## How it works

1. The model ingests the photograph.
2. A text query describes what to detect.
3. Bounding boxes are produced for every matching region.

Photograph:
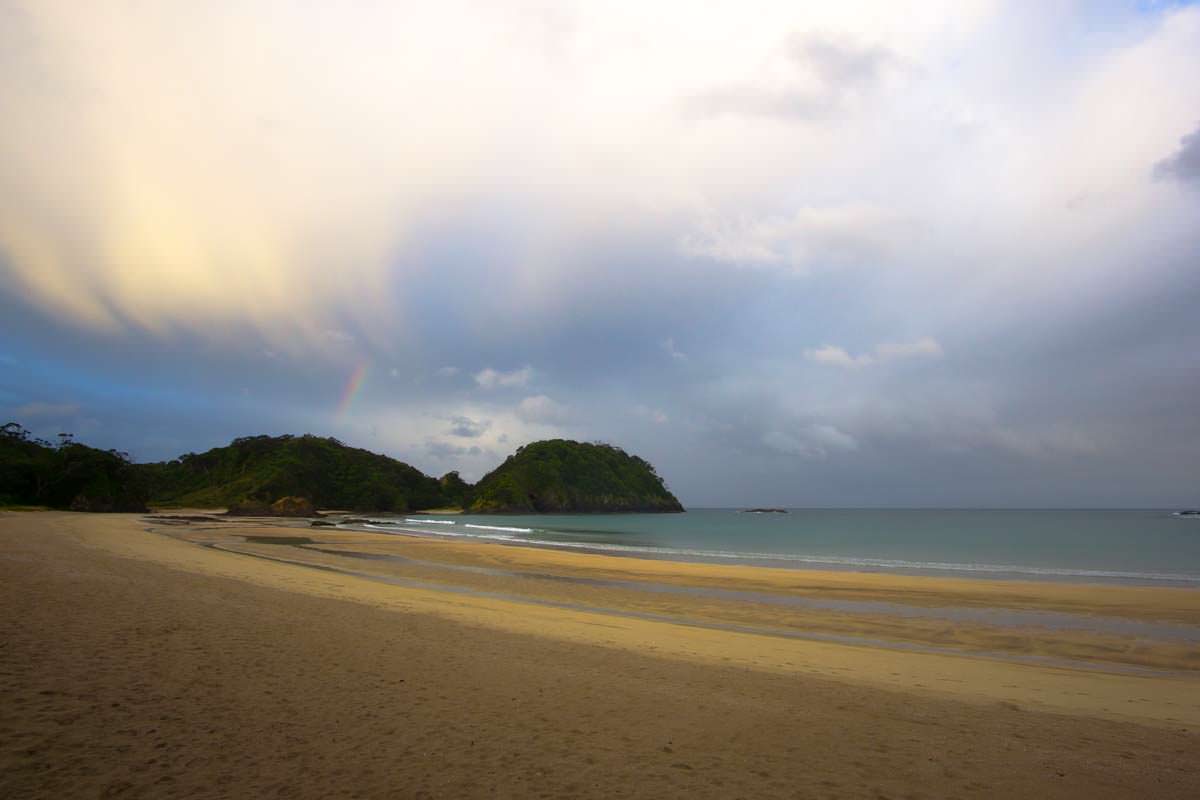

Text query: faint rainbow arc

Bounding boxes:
[336,361,369,417]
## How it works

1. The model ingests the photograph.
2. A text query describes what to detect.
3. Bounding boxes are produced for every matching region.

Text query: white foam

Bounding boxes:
[464,523,534,534]
[349,521,1200,584]
[362,523,520,543]
[405,518,455,525]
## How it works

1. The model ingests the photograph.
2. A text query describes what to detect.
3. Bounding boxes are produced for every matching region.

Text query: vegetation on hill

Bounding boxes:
[2,425,682,515]
[437,471,471,508]
[0,424,148,512]
[467,439,684,513]
[138,434,447,512]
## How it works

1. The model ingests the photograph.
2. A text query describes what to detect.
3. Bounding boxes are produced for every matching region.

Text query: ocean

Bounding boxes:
[349,508,1200,586]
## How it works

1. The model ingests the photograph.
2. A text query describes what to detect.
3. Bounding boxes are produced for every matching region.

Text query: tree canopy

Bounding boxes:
[2,427,682,514]
[468,439,683,513]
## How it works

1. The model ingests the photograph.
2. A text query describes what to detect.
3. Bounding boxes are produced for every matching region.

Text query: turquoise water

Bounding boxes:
[350,509,1200,586]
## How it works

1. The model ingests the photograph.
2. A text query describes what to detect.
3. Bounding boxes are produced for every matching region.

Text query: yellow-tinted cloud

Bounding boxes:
[2,0,1196,358]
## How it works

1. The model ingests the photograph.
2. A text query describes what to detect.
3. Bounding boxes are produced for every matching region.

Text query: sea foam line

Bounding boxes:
[352,521,1200,584]
[465,534,1200,585]
[464,523,534,534]
[363,524,518,543]
[466,536,1200,583]
[405,518,455,525]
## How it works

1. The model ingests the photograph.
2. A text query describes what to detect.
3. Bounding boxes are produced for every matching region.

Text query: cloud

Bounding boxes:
[874,338,944,360]
[633,405,669,424]
[686,33,898,122]
[425,440,483,460]
[790,34,898,88]
[0,2,552,344]
[1154,123,1200,184]
[474,366,533,390]
[12,401,80,418]
[515,394,568,424]
[805,337,943,368]
[446,415,490,438]
[762,424,858,458]
[680,206,898,272]
[661,338,687,361]
[0,1,998,346]
[804,345,869,368]
[435,366,460,378]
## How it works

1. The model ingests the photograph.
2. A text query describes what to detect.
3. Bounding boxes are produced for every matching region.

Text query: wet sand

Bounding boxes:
[2,511,1198,798]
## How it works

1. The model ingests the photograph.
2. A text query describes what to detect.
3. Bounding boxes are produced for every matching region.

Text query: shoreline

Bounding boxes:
[3,510,1199,797]
[313,519,1200,622]
[339,512,1200,588]
[142,512,1200,687]
[142,506,1200,587]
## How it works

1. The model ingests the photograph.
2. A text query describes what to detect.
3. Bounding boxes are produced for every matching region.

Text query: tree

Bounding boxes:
[2,422,29,441]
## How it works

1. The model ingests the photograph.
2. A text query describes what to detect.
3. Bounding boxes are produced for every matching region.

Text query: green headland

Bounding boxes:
[0,424,682,515]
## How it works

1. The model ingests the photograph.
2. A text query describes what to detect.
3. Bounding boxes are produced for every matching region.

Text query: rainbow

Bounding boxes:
[336,361,369,417]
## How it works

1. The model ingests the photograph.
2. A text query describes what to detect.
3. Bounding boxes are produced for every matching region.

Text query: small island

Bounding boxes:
[741,508,789,514]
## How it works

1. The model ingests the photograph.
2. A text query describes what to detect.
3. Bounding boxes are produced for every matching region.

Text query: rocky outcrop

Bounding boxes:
[226,496,318,517]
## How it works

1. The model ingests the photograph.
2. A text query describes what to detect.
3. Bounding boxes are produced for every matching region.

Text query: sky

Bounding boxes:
[2,0,1199,507]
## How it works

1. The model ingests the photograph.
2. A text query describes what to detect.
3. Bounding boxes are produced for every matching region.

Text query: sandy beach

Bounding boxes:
[2,511,1198,798]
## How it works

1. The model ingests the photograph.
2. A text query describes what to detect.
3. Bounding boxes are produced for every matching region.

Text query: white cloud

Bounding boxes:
[805,337,943,368]
[680,205,900,273]
[435,366,460,378]
[661,338,687,361]
[0,1,1195,355]
[474,365,533,389]
[804,345,870,368]
[515,394,568,424]
[686,33,901,122]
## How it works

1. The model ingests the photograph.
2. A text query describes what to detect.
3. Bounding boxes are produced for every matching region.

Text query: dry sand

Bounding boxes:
[2,511,1198,798]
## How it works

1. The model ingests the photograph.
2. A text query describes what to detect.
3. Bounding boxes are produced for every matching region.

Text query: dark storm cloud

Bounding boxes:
[447,416,490,438]
[1155,123,1200,183]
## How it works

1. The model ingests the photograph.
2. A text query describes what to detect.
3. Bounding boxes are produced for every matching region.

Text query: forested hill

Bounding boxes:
[0,424,148,512]
[2,426,682,514]
[468,439,684,513]
[138,434,449,512]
